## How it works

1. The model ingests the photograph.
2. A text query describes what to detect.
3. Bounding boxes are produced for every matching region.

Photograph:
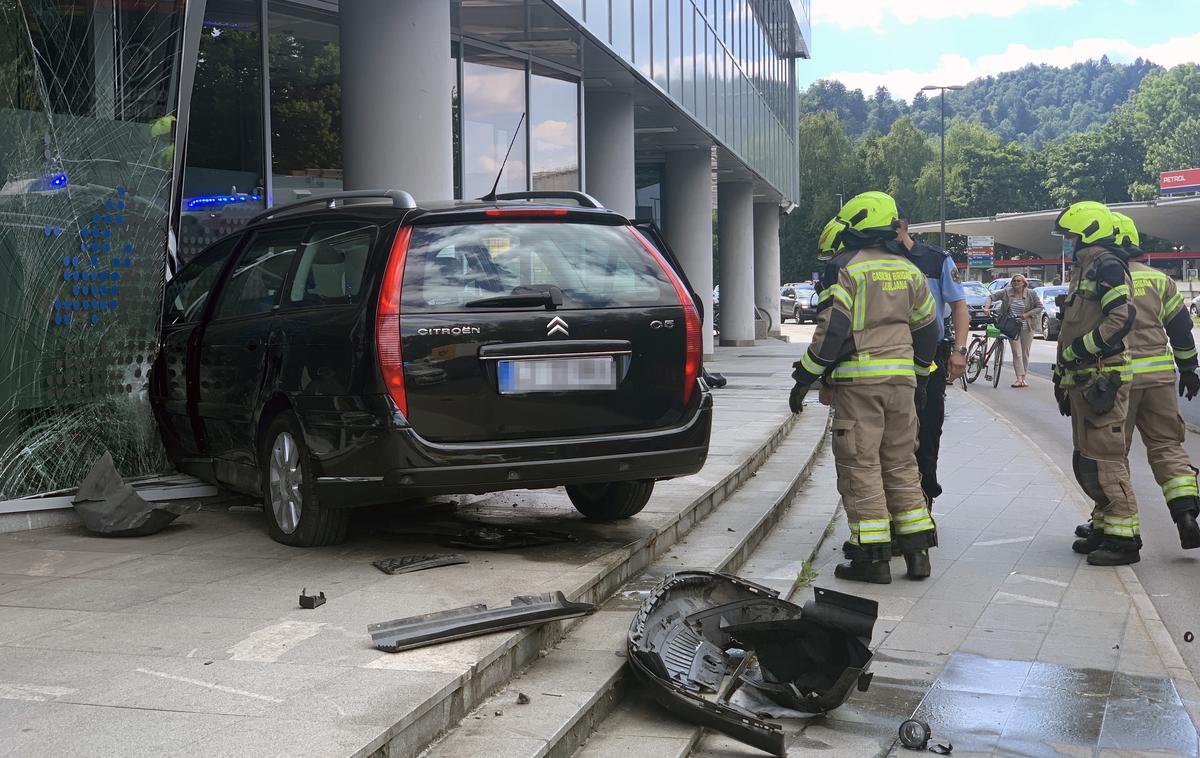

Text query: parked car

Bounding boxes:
[962,280,991,329]
[1034,285,1069,340]
[150,190,713,546]
[783,283,819,323]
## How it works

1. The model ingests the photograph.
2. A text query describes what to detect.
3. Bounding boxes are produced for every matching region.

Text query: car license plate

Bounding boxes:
[497,357,617,394]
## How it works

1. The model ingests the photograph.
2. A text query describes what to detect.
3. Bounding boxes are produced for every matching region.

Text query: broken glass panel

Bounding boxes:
[0,0,185,499]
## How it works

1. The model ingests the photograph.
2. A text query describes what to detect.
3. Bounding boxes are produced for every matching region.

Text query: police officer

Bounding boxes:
[790,192,941,583]
[896,208,969,506]
[1074,212,1200,550]
[1052,201,1140,566]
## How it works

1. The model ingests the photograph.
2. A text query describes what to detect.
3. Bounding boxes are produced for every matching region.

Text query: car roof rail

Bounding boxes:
[491,191,605,209]
[246,189,418,226]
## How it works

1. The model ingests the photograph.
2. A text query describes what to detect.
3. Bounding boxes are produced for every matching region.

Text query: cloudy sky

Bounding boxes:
[802,0,1200,100]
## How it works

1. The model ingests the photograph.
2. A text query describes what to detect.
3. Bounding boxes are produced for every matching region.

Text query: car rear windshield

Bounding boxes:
[401,221,678,312]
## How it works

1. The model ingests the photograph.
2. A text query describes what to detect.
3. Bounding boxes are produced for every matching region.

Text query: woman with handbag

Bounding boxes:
[983,274,1043,387]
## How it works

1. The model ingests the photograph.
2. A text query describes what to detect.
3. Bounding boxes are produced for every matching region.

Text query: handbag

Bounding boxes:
[996,307,1022,340]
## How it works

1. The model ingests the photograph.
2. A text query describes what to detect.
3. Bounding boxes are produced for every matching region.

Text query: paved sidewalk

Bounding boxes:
[698,386,1200,758]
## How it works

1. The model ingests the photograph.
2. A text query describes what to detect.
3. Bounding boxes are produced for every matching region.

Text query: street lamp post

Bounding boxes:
[921,84,964,250]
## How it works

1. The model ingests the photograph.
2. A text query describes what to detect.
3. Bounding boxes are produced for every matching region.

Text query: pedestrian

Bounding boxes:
[1052,201,1140,566]
[1075,211,1200,550]
[983,274,1043,387]
[895,209,969,507]
[789,192,940,583]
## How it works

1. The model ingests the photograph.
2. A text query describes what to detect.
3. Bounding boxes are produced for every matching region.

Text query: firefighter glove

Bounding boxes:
[789,381,810,414]
[1180,370,1200,401]
[915,376,929,411]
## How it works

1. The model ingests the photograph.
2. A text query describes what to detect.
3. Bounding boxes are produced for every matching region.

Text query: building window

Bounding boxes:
[462,52,527,198]
[652,0,668,90]
[611,0,632,58]
[530,69,580,191]
[585,0,609,42]
[634,2,651,77]
[268,1,342,208]
[180,0,266,262]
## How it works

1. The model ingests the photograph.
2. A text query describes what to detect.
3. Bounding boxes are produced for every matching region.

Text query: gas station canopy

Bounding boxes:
[908,195,1200,255]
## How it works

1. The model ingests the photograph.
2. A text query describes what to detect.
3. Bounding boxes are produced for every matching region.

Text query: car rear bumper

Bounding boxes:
[308,393,713,507]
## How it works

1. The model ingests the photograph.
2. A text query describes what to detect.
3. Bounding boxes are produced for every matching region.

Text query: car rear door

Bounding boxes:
[395,217,697,443]
[197,225,304,490]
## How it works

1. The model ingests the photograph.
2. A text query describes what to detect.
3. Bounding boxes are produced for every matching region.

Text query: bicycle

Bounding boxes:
[965,315,1009,388]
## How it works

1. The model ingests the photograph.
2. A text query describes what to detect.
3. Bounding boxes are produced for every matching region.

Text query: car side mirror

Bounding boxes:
[1054,294,1067,309]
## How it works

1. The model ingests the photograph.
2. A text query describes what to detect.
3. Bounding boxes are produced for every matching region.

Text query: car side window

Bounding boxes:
[287,223,376,307]
[163,236,238,326]
[215,227,304,319]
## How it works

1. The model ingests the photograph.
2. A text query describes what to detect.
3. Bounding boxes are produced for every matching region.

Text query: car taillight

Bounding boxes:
[376,226,413,417]
[628,228,702,406]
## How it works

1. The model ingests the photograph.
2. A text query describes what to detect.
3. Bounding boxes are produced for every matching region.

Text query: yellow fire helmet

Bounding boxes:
[1111,210,1141,254]
[836,191,900,234]
[817,217,846,259]
[1053,201,1117,246]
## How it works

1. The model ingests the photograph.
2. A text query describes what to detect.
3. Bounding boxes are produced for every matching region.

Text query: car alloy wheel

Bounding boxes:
[793,306,801,323]
[269,431,303,534]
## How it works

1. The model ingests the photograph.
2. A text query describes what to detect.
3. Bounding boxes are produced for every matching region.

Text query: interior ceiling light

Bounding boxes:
[634,126,678,134]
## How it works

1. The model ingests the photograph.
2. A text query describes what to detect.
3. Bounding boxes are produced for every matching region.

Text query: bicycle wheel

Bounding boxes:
[991,339,1005,388]
[965,338,987,384]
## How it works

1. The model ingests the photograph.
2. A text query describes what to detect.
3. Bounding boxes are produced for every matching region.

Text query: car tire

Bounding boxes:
[261,411,349,547]
[566,480,654,520]
[793,306,801,324]
[1040,314,1048,338]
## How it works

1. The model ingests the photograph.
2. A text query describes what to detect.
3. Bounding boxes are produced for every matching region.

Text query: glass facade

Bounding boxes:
[0,0,185,498]
[565,0,804,201]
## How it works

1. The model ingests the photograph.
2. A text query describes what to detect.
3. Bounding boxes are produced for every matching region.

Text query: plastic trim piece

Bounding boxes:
[369,591,595,652]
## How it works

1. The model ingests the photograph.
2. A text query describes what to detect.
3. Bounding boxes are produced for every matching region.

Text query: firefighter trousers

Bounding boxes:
[1069,382,1140,539]
[831,383,937,560]
[1125,382,1199,518]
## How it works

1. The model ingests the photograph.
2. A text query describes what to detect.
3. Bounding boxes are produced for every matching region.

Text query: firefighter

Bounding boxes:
[1074,211,1200,549]
[1052,201,1140,566]
[789,192,940,583]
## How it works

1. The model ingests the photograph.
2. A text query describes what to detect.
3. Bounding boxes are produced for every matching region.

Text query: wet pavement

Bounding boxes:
[692,369,1200,758]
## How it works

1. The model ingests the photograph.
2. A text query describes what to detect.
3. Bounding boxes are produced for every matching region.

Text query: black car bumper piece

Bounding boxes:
[627,571,878,757]
[309,394,713,505]
[369,591,595,652]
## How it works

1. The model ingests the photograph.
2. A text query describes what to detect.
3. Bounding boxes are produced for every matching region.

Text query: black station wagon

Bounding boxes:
[150,190,712,546]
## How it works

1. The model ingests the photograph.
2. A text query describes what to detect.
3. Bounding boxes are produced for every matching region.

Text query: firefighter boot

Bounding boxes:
[1072,529,1105,554]
[1168,497,1200,550]
[1086,537,1141,566]
[834,560,892,584]
[1074,521,1095,539]
[903,550,931,580]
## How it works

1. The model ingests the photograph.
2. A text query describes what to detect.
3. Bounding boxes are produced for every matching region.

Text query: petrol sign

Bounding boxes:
[1160,168,1200,194]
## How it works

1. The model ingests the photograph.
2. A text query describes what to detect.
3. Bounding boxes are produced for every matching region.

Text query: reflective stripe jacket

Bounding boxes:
[794,245,939,386]
[1056,244,1135,386]
[1126,261,1198,386]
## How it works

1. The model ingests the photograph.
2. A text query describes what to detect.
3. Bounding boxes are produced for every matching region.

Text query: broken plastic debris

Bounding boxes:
[387,519,575,550]
[373,553,468,575]
[627,571,878,757]
[1185,631,1194,643]
[299,589,326,609]
[72,452,198,536]
[369,591,595,652]
[516,692,530,705]
[929,743,953,755]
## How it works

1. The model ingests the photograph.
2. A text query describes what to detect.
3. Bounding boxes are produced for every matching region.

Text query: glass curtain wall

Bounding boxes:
[178,0,266,261]
[530,68,580,191]
[462,51,527,198]
[268,2,342,208]
[0,0,185,499]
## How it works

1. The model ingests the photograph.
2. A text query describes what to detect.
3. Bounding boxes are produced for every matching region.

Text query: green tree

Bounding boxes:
[861,116,932,215]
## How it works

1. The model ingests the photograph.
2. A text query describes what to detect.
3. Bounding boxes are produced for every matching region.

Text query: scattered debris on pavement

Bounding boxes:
[1185,631,1194,643]
[627,570,878,758]
[702,369,728,388]
[299,589,326,609]
[369,591,596,652]
[72,452,199,536]
[373,553,469,575]
[899,718,932,749]
[516,692,530,705]
[929,743,953,755]
[387,519,576,550]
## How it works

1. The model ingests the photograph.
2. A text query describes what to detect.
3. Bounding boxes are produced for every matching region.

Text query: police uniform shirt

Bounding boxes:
[907,241,965,341]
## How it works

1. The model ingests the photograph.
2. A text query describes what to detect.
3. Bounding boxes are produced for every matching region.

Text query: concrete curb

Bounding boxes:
[419,408,837,758]
[960,379,1200,733]
[355,410,808,758]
